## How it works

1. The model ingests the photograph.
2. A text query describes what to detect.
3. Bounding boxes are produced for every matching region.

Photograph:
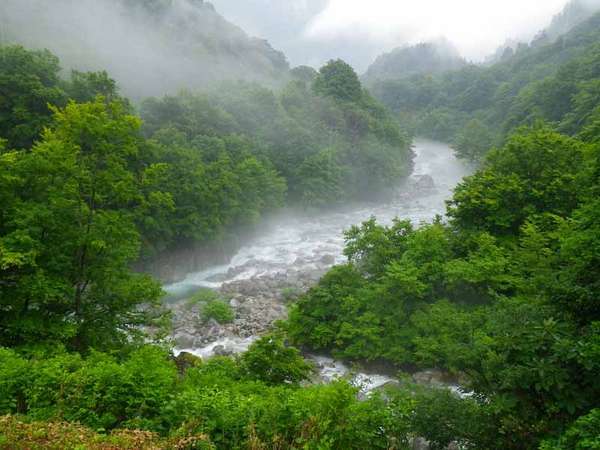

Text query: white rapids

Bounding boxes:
[168,139,472,391]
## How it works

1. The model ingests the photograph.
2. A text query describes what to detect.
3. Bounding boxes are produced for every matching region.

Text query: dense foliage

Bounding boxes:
[288,124,600,448]
[0,340,440,449]
[140,59,412,209]
[0,98,167,352]
[0,415,213,450]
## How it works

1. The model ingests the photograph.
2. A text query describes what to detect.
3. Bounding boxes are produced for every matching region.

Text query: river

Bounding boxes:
[166,139,471,392]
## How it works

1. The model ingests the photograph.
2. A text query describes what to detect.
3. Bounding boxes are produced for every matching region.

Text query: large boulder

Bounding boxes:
[412,174,435,192]
[213,345,234,357]
[174,351,202,374]
[319,254,336,265]
[173,331,195,349]
[412,369,449,386]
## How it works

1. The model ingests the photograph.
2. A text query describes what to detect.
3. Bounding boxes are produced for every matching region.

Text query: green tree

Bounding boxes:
[313,59,363,103]
[64,70,123,104]
[290,65,318,84]
[553,200,600,323]
[296,148,344,207]
[0,99,166,351]
[0,45,66,149]
[343,218,414,277]
[448,126,586,235]
[453,118,495,162]
[240,335,313,385]
[541,409,600,450]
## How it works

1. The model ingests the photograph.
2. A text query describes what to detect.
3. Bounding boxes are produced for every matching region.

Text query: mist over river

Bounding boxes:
[166,139,472,392]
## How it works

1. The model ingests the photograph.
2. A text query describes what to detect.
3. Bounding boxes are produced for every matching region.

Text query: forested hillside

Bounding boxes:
[363,40,466,84]
[0,0,290,98]
[141,74,411,209]
[370,5,600,161]
[543,0,600,43]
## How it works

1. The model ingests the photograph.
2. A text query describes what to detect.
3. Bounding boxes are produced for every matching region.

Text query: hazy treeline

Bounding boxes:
[543,0,600,42]
[141,68,412,209]
[363,39,466,84]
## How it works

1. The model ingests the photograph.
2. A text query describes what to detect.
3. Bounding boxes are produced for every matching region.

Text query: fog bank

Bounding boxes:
[0,0,289,99]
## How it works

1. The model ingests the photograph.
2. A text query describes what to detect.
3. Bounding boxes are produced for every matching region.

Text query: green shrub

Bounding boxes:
[0,415,214,449]
[410,387,494,450]
[202,300,234,324]
[280,287,301,303]
[186,288,220,309]
[240,335,313,385]
[0,348,29,414]
[5,347,177,432]
[185,289,235,324]
[541,409,600,450]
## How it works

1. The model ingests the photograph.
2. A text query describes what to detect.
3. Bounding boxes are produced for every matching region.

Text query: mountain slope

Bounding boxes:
[0,0,290,99]
[485,0,600,65]
[363,40,466,84]
[370,9,600,160]
[541,0,600,43]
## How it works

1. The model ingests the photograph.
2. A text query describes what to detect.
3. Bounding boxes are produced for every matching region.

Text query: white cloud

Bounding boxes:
[305,0,569,61]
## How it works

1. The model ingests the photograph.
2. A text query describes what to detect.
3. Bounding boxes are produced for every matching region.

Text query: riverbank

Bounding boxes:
[164,139,471,395]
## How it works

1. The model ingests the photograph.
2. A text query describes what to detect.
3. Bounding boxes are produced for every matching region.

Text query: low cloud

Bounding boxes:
[304,0,569,67]
[214,0,572,71]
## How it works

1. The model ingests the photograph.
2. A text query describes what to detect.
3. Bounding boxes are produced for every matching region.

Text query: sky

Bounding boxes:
[211,0,571,71]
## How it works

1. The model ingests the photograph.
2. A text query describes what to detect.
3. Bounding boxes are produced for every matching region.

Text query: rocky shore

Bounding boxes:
[168,172,441,352]
[170,263,330,351]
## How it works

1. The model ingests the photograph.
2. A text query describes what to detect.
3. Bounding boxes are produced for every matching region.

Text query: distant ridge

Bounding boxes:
[487,0,600,64]
[363,39,466,84]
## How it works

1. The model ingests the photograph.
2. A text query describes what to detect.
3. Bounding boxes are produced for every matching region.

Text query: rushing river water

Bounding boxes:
[167,139,471,392]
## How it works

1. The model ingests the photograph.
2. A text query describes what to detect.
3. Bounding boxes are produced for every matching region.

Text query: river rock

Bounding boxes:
[320,254,336,265]
[173,352,202,373]
[207,318,221,329]
[173,332,195,348]
[409,437,460,450]
[411,437,430,450]
[213,345,234,356]
[412,369,448,386]
[413,174,435,192]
